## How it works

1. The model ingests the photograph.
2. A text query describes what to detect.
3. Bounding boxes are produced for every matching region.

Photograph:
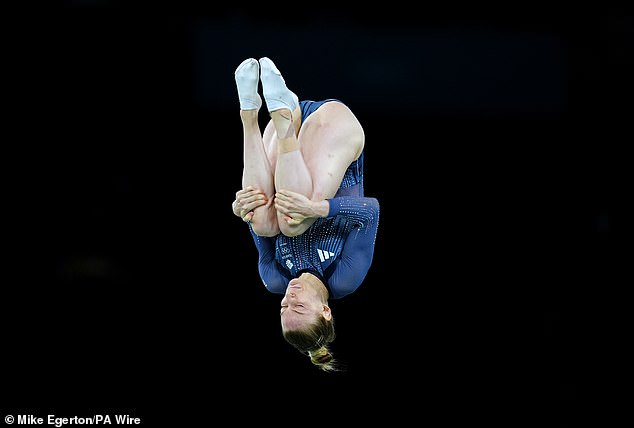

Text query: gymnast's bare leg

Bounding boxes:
[236,57,365,237]
[235,58,279,237]
[259,57,365,237]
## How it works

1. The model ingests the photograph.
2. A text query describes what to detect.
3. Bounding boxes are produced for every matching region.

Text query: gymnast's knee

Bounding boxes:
[278,221,309,238]
[250,218,280,237]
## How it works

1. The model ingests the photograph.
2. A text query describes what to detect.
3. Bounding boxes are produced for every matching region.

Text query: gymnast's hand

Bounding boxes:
[274,189,329,226]
[233,186,269,222]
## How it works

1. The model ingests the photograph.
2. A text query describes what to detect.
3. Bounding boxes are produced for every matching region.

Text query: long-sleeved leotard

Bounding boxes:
[249,195,379,299]
[246,98,379,299]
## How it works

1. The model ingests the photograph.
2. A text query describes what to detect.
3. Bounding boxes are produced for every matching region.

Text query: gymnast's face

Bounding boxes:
[280,277,331,331]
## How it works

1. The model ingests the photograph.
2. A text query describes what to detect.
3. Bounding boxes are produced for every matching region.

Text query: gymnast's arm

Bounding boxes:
[247,224,290,295]
[324,196,380,298]
[275,190,379,297]
[233,187,289,293]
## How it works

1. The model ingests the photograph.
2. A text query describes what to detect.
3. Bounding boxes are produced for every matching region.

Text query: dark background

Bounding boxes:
[4,1,630,426]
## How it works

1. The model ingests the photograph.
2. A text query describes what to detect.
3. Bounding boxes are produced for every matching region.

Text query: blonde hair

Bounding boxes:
[308,346,339,372]
[282,315,342,372]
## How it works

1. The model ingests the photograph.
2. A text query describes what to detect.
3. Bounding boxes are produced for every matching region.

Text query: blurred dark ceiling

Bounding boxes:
[52,3,633,120]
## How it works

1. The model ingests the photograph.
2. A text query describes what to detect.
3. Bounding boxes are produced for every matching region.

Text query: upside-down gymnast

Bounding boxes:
[231,57,380,371]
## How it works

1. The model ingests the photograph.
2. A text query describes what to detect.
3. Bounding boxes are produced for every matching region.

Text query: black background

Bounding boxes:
[3,2,630,426]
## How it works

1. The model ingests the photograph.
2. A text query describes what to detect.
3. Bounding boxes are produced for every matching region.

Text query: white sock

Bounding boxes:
[234,58,262,111]
[259,57,299,113]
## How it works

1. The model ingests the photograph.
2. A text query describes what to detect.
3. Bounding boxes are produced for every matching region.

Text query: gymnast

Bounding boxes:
[231,57,380,371]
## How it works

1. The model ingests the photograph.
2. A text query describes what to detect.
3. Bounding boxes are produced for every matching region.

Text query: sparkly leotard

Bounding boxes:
[248,99,380,299]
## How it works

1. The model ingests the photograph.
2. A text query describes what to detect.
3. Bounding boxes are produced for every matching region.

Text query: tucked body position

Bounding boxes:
[231,57,380,371]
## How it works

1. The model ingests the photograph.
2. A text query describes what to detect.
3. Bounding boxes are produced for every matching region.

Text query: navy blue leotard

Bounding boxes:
[249,99,380,299]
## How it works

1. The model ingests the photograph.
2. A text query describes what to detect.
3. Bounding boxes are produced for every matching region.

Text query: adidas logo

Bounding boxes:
[317,248,335,263]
